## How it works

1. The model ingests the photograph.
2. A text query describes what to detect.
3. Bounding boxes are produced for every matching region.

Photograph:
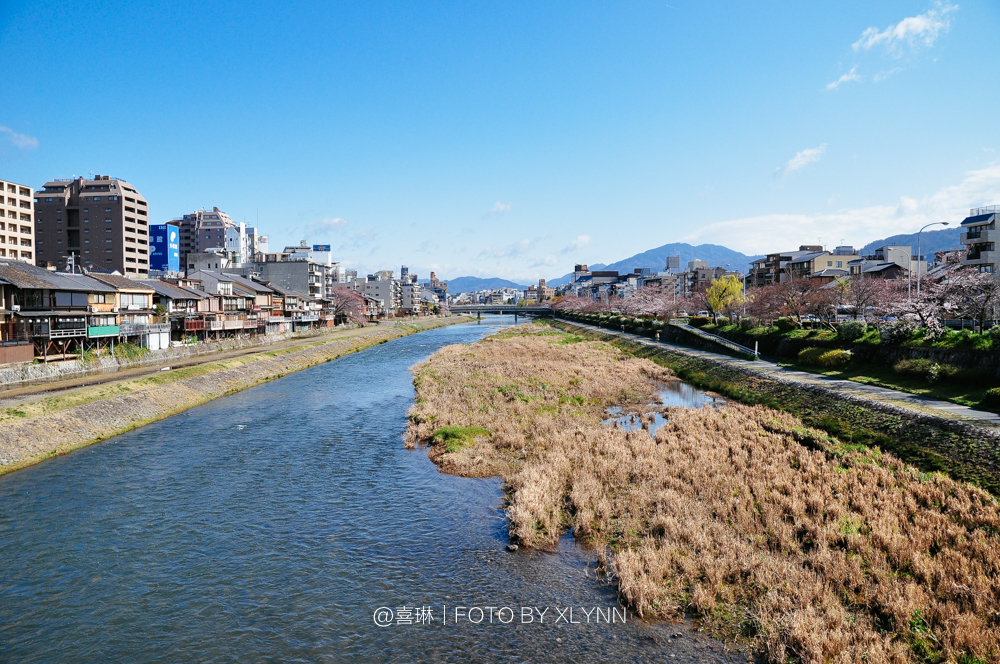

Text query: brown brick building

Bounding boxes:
[34,175,150,276]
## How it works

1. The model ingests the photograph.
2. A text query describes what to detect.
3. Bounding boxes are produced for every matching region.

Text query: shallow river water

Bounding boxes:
[0,318,745,663]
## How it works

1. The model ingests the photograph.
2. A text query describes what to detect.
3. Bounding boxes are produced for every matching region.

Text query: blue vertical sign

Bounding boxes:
[150,224,180,271]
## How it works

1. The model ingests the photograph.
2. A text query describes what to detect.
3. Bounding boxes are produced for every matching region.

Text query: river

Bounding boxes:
[0,318,743,663]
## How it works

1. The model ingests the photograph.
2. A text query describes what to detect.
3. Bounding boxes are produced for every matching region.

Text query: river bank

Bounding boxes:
[406,323,1000,663]
[0,316,469,477]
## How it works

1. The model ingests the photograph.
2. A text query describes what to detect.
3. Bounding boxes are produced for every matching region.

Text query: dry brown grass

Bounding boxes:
[406,324,1000,663]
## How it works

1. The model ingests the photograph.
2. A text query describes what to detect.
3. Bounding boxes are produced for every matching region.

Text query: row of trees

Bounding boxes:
[552,268,1000,330]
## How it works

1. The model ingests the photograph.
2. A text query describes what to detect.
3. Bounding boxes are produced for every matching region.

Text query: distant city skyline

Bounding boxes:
[1,1,998,281]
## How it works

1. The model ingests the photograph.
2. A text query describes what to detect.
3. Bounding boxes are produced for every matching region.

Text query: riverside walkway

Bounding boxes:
[558,319,1000,429]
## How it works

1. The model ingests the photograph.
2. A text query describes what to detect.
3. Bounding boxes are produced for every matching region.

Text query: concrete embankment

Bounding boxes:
[0,317,469,476]
[552,319,1000,495]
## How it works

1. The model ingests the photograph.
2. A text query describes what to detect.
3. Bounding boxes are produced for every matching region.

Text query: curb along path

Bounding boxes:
[0,318,469,477]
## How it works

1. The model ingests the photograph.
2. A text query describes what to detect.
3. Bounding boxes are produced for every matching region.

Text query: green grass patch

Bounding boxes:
[430,425,491,452]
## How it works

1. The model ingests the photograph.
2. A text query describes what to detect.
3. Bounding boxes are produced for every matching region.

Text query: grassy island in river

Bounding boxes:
[406,323,1000,664]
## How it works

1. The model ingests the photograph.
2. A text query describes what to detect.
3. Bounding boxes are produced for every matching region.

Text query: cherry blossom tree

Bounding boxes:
[329,286,367,325]
[941,268,1000,328]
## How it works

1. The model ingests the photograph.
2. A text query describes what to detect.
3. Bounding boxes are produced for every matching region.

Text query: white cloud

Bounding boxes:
[825,67,861,90]
[484,201,512,217]
[561,234,592,254]
[682,162,1000,255]
[0,125,38,150]
[305,216,348,234]
[777,144,827,177]
[852,3,957,56]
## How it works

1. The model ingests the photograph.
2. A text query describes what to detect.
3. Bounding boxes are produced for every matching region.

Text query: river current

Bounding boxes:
[0,318,743,663]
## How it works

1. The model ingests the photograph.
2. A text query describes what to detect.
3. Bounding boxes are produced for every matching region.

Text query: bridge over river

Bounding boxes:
[450,305,553,318]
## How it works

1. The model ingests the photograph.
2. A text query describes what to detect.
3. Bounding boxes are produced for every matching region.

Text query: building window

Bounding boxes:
[94,197,101,201]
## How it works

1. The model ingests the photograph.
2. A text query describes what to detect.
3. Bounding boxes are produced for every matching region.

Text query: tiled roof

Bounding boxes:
[219,272,275,294]
[137,279,206,299]
[87,272,154,291]
[0,260,116,292]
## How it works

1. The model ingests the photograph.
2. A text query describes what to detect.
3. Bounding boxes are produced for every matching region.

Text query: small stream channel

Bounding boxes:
[0,317,745,663]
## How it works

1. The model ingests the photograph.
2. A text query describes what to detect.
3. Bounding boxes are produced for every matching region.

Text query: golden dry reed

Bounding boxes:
[406,325,1000,663]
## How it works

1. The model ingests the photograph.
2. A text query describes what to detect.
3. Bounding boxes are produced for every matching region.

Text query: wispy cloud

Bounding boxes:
[335,229,379,253]
[560,234,592,254]
[852,3,957,56]
[483,201,512,218]
[776,144,827,177]
[479,238,531,259]
[872,67,904,82]
[825,67,861,90]
[305,216,348,234]
[531,255,559,268]
[683,162,1000,255]
[0,125,38,150]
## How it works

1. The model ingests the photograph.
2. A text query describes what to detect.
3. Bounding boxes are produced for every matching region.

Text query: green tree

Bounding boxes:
[706,274,745,323]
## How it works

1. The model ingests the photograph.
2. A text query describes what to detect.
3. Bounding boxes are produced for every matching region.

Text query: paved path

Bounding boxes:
[563,320,1000,429]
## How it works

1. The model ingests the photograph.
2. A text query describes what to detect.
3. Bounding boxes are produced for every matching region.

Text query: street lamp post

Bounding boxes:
[914,222,950,300]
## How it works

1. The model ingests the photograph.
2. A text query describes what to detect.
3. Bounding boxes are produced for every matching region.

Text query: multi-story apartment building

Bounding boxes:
[0,178,35,263]
[33,175,150,276]
[749,245,832,286]
[961,205,998,274]
[173,207,236,267]
[241,258,328,299]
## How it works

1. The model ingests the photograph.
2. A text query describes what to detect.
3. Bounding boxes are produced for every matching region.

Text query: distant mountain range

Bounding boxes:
[445,228,967,294]
[546,243,764,286]
[858,227,962,258]
[443,276,528,292]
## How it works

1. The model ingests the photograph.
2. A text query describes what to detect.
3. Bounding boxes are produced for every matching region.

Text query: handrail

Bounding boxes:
[669,321,758,357]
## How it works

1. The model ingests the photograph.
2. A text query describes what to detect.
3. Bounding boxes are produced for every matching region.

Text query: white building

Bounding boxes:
[0,177,34,263]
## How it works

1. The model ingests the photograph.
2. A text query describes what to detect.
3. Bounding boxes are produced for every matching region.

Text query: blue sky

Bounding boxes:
[1,0,998,282]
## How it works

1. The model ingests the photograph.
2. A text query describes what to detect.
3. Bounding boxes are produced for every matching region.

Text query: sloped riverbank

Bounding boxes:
[0,318,467,476]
